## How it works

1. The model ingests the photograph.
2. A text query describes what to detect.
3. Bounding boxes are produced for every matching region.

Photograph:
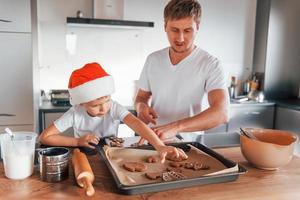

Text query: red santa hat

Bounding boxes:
[68,62,115,105]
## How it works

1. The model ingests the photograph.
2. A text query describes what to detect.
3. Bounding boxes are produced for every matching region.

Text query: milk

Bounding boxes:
[3,153,34,180]
[0,132,37,180]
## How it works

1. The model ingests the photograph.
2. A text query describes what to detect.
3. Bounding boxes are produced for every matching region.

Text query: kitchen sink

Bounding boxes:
[195,132,241,148]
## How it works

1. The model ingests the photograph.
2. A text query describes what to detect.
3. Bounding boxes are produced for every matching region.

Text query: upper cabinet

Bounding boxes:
[0,0,31,32]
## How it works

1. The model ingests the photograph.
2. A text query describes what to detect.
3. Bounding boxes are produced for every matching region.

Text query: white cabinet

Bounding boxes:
[0,0,31,32]
[0,33,33,128]
[0,0,33,131]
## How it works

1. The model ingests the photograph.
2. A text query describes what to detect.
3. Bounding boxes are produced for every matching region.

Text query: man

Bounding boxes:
[135,0,229,141]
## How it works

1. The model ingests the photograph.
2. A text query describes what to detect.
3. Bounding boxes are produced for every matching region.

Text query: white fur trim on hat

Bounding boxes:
[69,76,115,105]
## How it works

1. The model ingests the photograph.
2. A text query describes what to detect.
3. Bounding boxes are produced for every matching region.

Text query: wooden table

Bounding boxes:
[0,147,300,200]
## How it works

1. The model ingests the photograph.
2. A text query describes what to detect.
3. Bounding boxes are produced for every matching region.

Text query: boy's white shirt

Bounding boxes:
[54,100,130,138]
[137,47,227,128]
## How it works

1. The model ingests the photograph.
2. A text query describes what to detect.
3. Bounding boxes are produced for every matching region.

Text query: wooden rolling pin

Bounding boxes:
[72,148,95,196]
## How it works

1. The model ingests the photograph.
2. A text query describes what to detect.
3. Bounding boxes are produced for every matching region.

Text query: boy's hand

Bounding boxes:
[157,146,188,163]
[77,134,100,149]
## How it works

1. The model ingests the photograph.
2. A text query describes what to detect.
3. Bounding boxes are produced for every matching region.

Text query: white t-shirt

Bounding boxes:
[54,100,130,138]
[137,47,227,126]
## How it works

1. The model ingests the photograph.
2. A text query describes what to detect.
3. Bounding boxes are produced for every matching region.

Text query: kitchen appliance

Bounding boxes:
[253,0,300,99]
[50,90,70,106]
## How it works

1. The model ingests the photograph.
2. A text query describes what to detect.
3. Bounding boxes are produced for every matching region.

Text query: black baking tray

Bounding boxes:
[96,140,247,195]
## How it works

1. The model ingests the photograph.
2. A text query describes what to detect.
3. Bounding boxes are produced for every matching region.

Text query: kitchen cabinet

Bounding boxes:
[0,0,33,132]
[275,106,300,155]
[44,113,73,137]
[205,103,275,133]
[0,0,31,32]
[205,124,227,133]
[227,104,274,132]
[275,107,300,133]
[0,33,33,130]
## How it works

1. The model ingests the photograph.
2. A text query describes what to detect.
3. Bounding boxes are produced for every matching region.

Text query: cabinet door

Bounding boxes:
[275,107,300,133]
[275,107,300,156]
[45,113,74,137]
[0,33,33,125]
[0,125,33,132]
[228,106,274,132]
[205,124,227,133]
[0,0,31,32]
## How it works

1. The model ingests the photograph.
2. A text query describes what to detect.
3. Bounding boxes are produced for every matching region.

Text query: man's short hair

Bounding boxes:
[164,0,202,24]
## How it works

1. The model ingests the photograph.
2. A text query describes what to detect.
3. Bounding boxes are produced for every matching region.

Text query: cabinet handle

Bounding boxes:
[0,113,16,117]
[0,19,12,23]
[245,111,260,115]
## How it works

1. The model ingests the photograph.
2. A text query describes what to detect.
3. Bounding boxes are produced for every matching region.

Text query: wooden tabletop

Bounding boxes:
[0,147,300,200]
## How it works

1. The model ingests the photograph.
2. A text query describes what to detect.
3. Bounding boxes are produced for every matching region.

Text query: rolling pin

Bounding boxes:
[72,148,95,196]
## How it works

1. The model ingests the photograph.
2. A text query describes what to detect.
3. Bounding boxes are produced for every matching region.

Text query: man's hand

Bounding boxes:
[77,133,100,149]
[152,122,180,140]
[137,103,158,125]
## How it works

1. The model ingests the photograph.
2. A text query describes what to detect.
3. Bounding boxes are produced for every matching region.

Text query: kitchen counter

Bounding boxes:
[275,99,300,111]
[1,147,300,200]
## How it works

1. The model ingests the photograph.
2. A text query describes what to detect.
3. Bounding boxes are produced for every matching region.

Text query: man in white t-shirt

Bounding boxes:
[135,0,229,141]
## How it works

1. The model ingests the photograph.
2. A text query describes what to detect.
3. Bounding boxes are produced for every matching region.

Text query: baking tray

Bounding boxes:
[96,140,247,195]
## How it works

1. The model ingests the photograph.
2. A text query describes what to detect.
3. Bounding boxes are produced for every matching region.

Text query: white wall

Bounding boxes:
[37,0,257,106]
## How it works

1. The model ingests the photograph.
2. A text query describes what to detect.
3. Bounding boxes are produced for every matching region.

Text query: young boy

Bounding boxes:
[39,62,187,162]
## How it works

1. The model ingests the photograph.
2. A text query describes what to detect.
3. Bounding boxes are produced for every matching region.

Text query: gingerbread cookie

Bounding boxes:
[169,162,183,168]
[145,172,161,180]
[184,162,194,169]
[184,162,210,171]
[166,154,188,162]
[109,136,125,143]
[123,162,147,172]
[166,166,183,173]
[108,136,125,147]
[146,156,159,163]
[110,141,122,147]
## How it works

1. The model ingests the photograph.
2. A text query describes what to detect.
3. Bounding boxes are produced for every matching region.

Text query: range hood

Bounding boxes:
[66,17,154,29]
[67,0,154,29]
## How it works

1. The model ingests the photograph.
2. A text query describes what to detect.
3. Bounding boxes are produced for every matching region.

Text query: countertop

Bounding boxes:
[1,147,300,200]
[275,99,300,111]
[39,100,276,112]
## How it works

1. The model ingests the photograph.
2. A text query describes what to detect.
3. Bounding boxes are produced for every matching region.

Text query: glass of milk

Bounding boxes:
[0,132,37,180]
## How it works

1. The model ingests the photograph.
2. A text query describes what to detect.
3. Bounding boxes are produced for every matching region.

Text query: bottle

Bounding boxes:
[229,76,237,99]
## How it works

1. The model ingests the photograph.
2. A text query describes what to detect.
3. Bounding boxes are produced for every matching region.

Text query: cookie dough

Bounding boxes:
[145,172,162,180]
[169,162,183,168]
[166,154,188,162]
[146,156,159,163]
[109,136,124,147]
[184,162,210,171]
[166,166,183,173]
[123,162,147,172]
